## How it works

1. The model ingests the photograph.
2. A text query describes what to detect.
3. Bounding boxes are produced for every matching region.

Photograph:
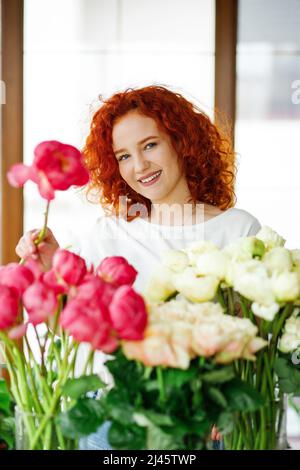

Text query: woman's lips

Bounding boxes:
[138,170,162,187]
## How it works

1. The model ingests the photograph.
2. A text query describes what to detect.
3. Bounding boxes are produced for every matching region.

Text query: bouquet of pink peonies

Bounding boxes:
[0,140,149,449]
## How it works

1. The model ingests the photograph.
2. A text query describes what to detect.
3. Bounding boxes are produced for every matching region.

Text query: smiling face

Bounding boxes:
[112,109,191,207]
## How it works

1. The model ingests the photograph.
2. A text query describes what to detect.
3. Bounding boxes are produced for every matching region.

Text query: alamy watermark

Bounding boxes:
[291,349,300,365]
[291,80,300,104]
[98,197,207,242]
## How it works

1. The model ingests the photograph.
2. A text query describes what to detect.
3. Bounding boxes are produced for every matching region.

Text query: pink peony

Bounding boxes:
[74,276,117,308]
[23,281,58,325]
[7,140,89,200]
[42,269,67,295]
[24,258,44,281]
[60,298,118,353]
[52,249,87,287]
[109,285,147,340]
[96,256,137,286]
[0,285,19,330]
[0,263,34,297]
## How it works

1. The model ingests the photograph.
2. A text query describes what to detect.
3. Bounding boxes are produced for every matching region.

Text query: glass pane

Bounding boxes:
[24,0,215,248]
[235,0,300,249]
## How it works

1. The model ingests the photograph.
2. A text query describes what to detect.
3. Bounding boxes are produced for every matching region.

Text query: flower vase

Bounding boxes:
[15,406,77,450]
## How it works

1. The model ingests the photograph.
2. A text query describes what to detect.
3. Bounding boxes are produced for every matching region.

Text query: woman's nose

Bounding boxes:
[133,153,150,173]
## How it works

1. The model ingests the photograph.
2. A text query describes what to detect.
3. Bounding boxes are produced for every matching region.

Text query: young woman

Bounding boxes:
[16,85,261,293]
[17,84,261,449]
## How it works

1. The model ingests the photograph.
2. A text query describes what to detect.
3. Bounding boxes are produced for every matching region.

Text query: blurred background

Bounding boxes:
[1,0,300,446]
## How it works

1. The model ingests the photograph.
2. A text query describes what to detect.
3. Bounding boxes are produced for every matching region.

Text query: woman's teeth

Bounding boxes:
[140,171,161,183]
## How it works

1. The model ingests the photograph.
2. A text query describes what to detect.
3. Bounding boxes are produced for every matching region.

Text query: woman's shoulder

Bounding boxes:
[223,207,262,236]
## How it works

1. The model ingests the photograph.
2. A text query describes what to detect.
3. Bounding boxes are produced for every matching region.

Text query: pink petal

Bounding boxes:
[7,164,32,187]
[8,323,28,339]
[37,173,55,200]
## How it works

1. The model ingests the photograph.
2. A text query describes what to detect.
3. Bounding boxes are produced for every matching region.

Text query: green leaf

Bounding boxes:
[201,366,235,384]
[224,378,265,412]
[274,357,290,379]
[278,378,299,394]
[108,421,146,450]
[0,416,15,449]
[207,387,228,408]
[163,367,199,389]
[61,375,105,399]
[105,351,143,392]
[55,398,106,439]
[146,423,183,450]
[289,368,300,387]
[216,411,234,435]
[0,379,11,414]
[143,410,174,427]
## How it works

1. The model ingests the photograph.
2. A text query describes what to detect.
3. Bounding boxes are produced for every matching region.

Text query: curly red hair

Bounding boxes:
[83,85,236,221]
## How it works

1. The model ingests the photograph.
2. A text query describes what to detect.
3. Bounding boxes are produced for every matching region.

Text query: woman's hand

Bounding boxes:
[15,227,59,272]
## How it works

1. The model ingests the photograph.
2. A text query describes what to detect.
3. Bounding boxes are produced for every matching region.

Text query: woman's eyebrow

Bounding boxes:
[114,135,159,155]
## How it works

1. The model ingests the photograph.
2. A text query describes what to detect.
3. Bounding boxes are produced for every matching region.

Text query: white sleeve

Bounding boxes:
[246,217,262,236]
[77,215,117,269]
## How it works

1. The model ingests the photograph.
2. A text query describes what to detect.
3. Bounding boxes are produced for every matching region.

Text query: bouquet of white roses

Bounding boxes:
[144,227,300,449]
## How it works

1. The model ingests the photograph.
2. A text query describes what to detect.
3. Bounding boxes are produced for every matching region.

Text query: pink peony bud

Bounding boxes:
[96,256,137,286]
[109,285,148,340]
[0,285,19,330]
[60,298,118,353]
[52,249,87,287]
[0,263,34,297]
[23,281,58,325]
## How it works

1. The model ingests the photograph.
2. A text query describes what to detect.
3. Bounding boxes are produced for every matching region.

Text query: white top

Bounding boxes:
[79,207,261,294]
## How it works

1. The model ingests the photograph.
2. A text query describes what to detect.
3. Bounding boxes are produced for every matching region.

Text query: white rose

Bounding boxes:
[231,260,275,305]
[143,266,177,303]
[271,271,300,302]
[263,247,293,275]
[256,226,286,251]
[279,334,300,353]
[251,302,280,321]
[161,249,189,273]
[195,251,229,280]
[184,240,218,266]
[172,267,220,302]
[291,249,300,268]
[223,239,253,263]
[284,317,300,335]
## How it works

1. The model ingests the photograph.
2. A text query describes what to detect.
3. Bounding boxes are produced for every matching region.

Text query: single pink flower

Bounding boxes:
[7,140,89,200]
[52,249,87,287]
[96,256,137,286]
[23,281,58,325]
[0,263,34,297]
[60,298,118,352]
[109,285,148,340]
[74,276,117,308]
[0,285,19,330]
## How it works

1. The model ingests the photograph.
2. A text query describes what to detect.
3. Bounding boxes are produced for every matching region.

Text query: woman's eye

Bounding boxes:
[118,154,129,162]
[145,142,157,150]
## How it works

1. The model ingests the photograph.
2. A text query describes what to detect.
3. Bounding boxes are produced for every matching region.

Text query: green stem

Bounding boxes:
[19,200,51,265]
[156,367,166,404]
